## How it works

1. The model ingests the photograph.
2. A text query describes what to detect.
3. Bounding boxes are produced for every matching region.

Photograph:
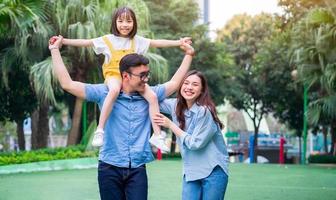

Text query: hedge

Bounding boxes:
[308,154,336,164]
[0,145,184,166]
[0,145,97,166]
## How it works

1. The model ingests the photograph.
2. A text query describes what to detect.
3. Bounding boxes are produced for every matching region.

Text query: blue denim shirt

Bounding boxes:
[85,84,166,168]
[160,99,229,181]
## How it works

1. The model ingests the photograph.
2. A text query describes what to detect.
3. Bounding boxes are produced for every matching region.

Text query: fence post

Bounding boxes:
[249,135,254,163]
[279,136,285,164]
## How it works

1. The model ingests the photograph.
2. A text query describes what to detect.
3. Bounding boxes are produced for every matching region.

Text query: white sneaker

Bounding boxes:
[92,129,104,147]
[149,133,169,152]
[160,149,169,154]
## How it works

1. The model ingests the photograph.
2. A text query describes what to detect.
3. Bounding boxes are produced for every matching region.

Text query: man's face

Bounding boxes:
[124,65,150,93]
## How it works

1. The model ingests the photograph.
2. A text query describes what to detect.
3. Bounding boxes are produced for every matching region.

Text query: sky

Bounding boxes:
[208,0,283,38]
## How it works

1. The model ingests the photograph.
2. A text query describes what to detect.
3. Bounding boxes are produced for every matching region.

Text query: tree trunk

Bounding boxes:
[252,114,260,163]
[67,97,83,146]
[31,109,39,149]
[253,128,259,163]
[298,136,302,162]
[170,132,176,154]
[16,118,25,151]
[38,102,49,148]
[31,102,49,149]
[322,125,328,153]
[330,120,336,155]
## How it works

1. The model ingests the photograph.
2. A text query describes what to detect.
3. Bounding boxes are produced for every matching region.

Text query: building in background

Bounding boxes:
[196,0,209,25]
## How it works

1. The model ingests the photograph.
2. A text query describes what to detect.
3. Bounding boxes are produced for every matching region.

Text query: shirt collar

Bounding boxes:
[185,103,199,117]
[120,90,140,98]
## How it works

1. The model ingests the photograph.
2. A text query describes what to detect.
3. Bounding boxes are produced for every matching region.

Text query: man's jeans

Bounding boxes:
[98,161,148,200]
[182,166,228,200]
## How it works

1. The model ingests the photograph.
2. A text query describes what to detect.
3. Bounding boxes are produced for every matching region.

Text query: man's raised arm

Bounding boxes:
[163,42,195,96]
[49,36,86,99]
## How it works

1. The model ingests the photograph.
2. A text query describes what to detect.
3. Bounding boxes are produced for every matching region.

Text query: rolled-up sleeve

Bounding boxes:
[159,99,175,115]
[150,84,166,102]
[180,108,218,150]
[85,84,105,104]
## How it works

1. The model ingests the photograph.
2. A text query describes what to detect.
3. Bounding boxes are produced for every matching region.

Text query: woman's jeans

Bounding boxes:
[182,166,228,200]
[98,161,148,200]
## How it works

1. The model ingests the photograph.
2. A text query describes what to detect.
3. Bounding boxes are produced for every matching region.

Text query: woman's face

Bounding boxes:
[116,13,134,37]
[180,74,202,106]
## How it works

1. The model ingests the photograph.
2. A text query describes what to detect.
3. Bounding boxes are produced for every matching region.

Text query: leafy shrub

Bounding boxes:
[154,152,182,159]
[308,154,336,164]
[0,145,97,166]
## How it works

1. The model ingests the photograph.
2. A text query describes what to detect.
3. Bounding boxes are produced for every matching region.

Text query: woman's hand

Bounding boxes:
[153,113,173,129]
[49,35,63,50]
[180,40,195,56]
[180,37,192,45]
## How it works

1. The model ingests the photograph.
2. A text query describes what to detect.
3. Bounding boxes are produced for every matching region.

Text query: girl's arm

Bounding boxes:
[149,37,191,48]
[62,38,94,47]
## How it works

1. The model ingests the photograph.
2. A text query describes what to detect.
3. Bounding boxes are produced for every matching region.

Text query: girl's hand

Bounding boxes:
[180,40,195,56]
[49,35,63,50]
[180,37,192,45]
[153,113,173,128]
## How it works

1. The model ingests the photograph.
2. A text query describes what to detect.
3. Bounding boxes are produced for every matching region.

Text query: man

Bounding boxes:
[49,36,194,200]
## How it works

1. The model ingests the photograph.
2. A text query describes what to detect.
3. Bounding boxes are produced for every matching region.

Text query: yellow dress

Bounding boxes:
[102,36,135,80]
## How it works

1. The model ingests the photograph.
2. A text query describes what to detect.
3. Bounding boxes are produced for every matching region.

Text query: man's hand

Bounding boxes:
[180,40,195,56]
[49,35,63,50]
[49,35,86,99]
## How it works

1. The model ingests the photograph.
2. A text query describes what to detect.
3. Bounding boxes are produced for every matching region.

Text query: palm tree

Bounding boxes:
[292,7,336,155]
[0,0,51,150]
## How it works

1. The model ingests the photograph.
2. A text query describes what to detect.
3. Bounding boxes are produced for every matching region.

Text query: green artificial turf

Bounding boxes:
[0,160,335,200]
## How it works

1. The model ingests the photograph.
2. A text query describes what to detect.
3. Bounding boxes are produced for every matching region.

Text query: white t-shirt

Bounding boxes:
[92,34,150,64]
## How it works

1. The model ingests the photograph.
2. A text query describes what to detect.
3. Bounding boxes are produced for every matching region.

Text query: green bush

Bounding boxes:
[0,145,98,166]
[0,145,182,166]
[308,154,336,164]
[155,152,182,160]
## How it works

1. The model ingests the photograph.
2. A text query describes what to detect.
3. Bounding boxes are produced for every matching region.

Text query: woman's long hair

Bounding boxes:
[176,70,224,130]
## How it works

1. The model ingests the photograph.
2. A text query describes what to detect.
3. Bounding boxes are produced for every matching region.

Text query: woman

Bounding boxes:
[154,70,229,200]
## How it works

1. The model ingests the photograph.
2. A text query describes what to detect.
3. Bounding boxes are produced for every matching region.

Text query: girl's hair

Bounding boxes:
[111,7,137,38]
[176,70,224,130]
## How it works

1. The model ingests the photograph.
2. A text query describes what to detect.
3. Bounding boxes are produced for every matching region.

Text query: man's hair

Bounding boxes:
[119,53,149,74]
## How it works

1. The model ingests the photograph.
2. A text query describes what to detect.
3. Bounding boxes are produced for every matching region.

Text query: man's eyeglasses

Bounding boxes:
[127,71,151,81]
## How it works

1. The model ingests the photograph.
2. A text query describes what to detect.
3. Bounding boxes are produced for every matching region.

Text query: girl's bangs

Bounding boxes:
[118,10,133,20]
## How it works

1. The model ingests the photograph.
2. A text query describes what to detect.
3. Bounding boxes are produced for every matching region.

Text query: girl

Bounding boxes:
[153,70,229,200]
[61,7,191,150]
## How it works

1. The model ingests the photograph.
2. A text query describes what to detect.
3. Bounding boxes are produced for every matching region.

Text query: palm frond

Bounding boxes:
[307,102,322,125]
[323,0,336,19]
[0,46,21,88]
[0,0,48,35]
[144,52,169,84]
[127,0,150,34]
[67,21,97,63]
[325,63,336,89]
[82,1,99,22]
[30,57,62,105]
